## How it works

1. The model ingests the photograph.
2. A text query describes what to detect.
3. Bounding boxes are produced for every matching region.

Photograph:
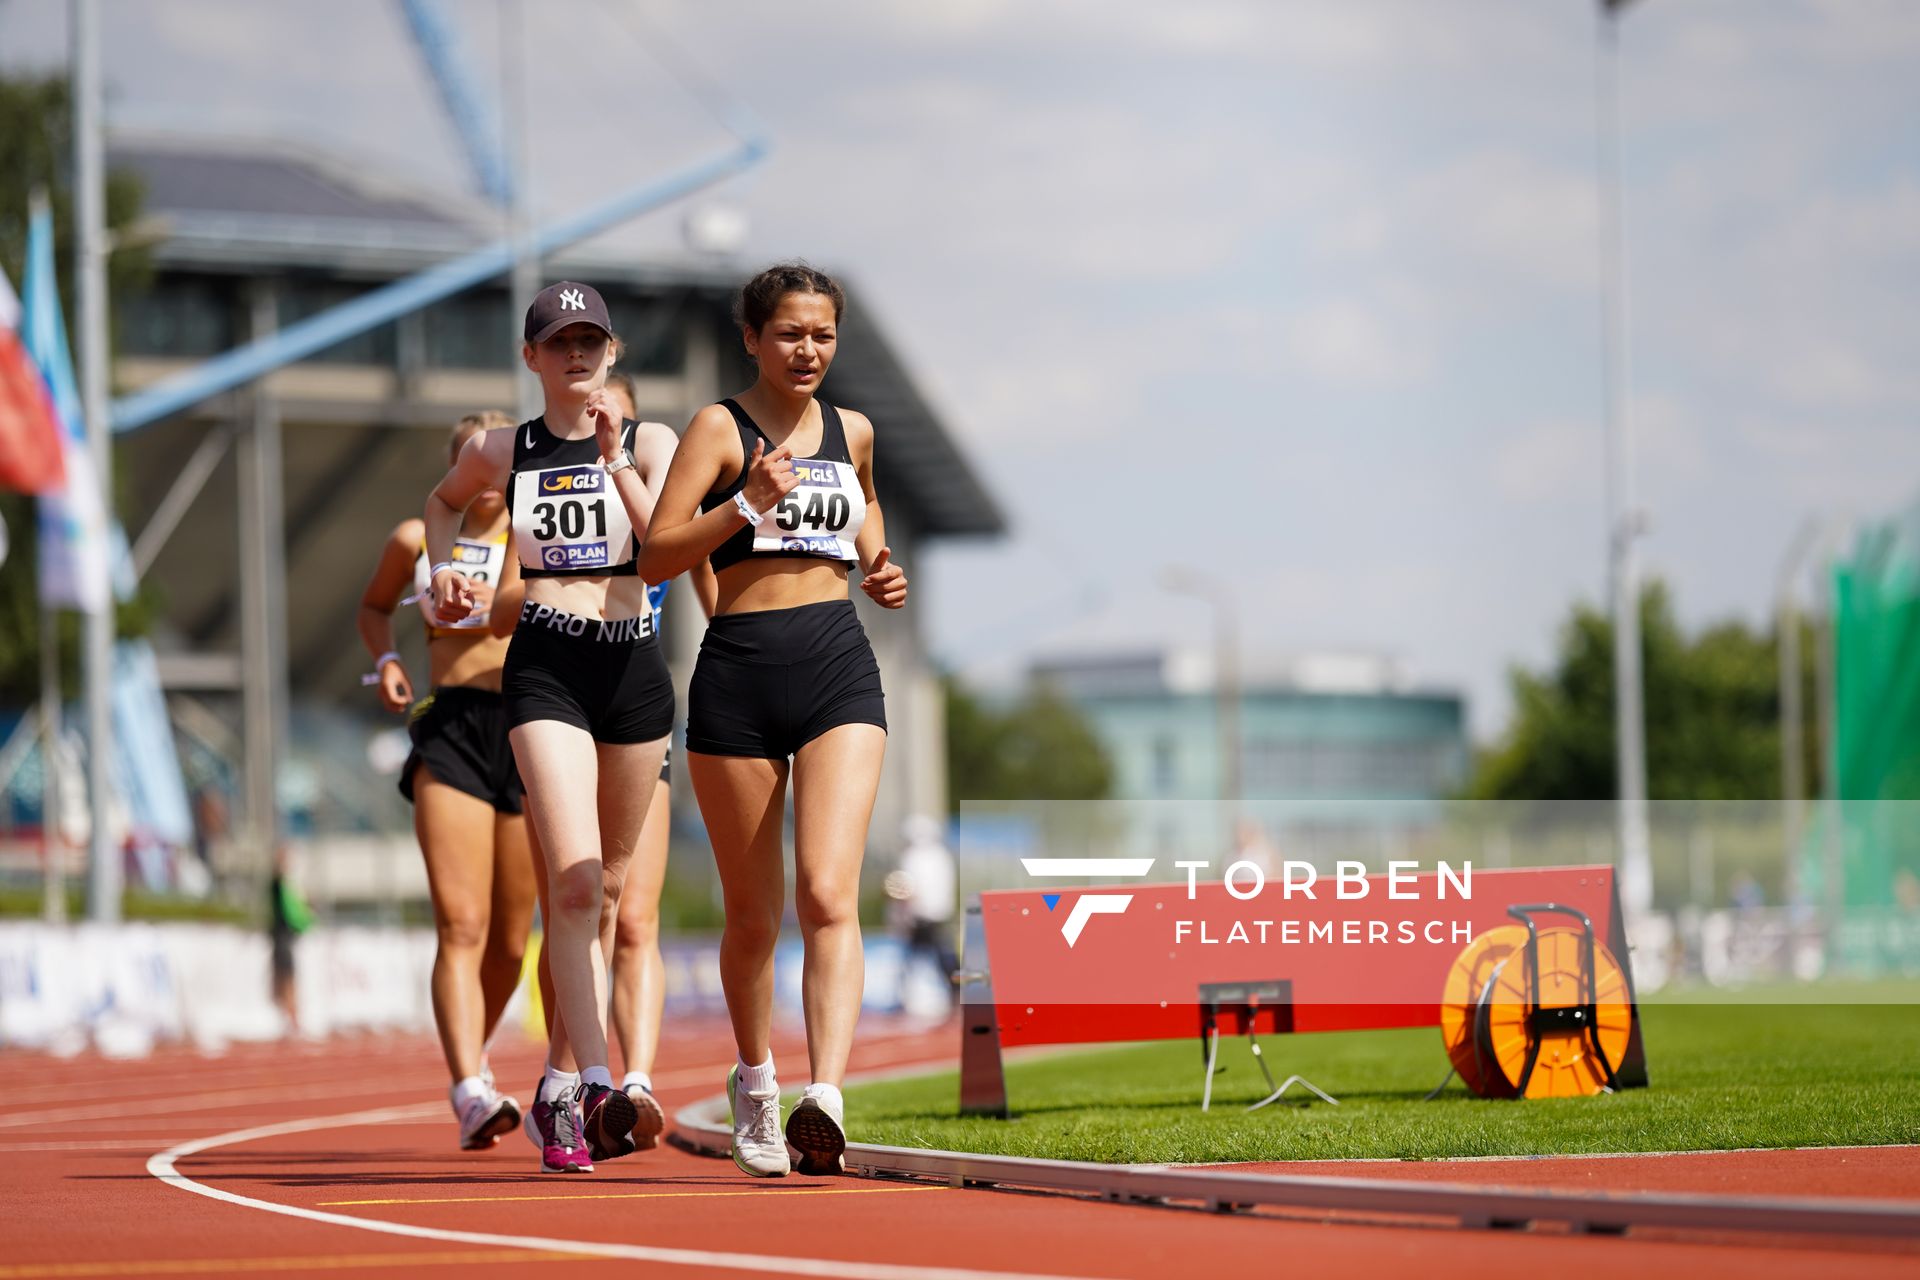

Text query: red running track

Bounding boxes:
[2,1019,1916,1278]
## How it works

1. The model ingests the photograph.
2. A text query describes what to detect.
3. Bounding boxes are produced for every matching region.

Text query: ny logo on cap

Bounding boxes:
[560,288,586,311]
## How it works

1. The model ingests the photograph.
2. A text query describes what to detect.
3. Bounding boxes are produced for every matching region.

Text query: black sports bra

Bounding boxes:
[506,415,640,578]
[701,399,865,574]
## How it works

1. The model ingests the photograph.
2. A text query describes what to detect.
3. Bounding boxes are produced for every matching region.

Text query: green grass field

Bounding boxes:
[843,981,1920,1164]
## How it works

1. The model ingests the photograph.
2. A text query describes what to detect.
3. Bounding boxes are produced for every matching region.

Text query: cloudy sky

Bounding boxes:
[4,0,1916,737]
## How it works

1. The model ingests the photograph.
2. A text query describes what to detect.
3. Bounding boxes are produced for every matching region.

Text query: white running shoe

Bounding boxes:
[785,1086,846,1175]
[456,1086,520,1151]
[726,1065,790,1178]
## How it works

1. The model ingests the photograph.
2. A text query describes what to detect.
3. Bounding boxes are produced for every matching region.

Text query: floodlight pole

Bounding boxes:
[503,0,540,421]
[73,0,120,923]
[1776,517,1819,902]
[1595,0,1652,917]
[1162,569,1241,824]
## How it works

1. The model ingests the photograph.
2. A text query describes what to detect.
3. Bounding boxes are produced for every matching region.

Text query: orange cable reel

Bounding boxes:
[1474,925,1632,1098]
[1440,919,1632,1099]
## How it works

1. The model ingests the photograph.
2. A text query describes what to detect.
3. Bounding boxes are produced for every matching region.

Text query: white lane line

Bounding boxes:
[0,1060,726,1134]
[147,1106,1114,1280]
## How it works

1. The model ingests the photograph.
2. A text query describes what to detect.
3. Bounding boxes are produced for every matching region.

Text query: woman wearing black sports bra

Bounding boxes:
[426,282,677,1175]
[640,262,907,1178]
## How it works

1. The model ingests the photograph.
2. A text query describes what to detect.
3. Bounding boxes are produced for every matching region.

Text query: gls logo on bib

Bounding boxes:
[541,466,604,494]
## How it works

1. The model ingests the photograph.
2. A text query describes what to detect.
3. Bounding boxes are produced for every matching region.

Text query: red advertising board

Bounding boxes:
[960,864,1644,1113]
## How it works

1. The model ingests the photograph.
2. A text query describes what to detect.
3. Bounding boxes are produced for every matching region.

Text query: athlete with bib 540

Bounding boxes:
[425,282,678,1174]
[356,411,536,1154]
[640,262,909,1178]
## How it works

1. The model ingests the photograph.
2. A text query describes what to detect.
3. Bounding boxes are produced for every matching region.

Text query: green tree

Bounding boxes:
[1468,580,1820,801]
[945,677,1113,811]
[0,74,153,704]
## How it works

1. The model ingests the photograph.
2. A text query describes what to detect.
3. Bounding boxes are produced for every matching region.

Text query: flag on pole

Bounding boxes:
[21,200,112,614]
[20,199,194,880]
[0,265,67,495]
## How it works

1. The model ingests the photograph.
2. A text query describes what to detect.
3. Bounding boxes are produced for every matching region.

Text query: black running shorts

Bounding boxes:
[502,602,674,744]
[686,599,886,759]
[399,686,525,814]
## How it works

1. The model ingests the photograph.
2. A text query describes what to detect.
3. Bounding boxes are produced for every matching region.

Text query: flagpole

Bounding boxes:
[23,183,70,926]
[73,0,120,923]
[40,610,65,923]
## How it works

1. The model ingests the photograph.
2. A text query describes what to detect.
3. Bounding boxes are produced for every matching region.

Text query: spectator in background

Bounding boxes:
[885,814,958,1009]
[269,844,314,1035]
[1230,817,1277,879]
[190,783,228,872]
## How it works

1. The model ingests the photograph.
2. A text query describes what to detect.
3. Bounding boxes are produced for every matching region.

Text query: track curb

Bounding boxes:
[671,1087,1920,1239]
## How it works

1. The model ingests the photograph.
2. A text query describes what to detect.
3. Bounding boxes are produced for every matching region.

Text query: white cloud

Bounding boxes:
[1285,296,1430,385]
[1491,420,1598,504]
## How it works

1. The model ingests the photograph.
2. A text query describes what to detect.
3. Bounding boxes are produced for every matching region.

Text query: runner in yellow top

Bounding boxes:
[356,410,537,1151]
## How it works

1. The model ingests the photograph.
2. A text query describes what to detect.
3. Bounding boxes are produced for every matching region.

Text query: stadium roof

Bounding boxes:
[111,137,1005,540]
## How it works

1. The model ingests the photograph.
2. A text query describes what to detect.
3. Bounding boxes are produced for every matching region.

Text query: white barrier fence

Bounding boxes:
[0,923,956,1059]
[0,923,447,1056]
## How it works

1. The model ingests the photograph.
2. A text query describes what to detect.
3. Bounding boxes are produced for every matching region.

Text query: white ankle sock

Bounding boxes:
[802,1082,842,1113]
[622,1071,653,1093]
[580,1065,615,1090]
[736,1055,776,1093]
[450,1075,489,1111]
[540,1066,581,1102]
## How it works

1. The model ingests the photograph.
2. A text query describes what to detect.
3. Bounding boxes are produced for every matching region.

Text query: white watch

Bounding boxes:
[605,450,636,476]
[733,491,765,527]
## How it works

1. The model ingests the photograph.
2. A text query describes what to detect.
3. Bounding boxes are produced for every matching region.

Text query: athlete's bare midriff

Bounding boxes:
[427,630,511,692]
[523,572,655,623]
[714,557,850,616]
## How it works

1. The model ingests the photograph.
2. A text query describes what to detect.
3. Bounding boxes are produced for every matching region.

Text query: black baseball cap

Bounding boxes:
[524,281,613,344]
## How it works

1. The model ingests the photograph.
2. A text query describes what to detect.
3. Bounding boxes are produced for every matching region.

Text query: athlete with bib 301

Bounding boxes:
[639,262,908,1178]
[356,410,536,1154]
[426,281,676,1174]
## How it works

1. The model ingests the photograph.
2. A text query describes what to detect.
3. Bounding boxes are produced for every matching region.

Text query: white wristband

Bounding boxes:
[428,561,458,584]
[360,651,401,686]
[733,491,765,527]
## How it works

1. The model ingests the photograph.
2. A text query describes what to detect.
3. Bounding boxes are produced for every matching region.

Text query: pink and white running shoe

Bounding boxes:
[532,1085,593,1174]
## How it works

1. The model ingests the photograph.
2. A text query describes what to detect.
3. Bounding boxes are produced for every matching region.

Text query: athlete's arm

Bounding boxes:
[845,409,907,609]
[689,556,719,619]
[488,538,525,639]
[635,405,798,583]
[592,393,669,535]
[355,518,422,712]
[425,429,510,624]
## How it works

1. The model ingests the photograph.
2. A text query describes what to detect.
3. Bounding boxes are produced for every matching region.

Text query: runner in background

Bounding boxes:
[639,262,908,1178]
[603,372,715,1136]
[356,411,535,1152]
